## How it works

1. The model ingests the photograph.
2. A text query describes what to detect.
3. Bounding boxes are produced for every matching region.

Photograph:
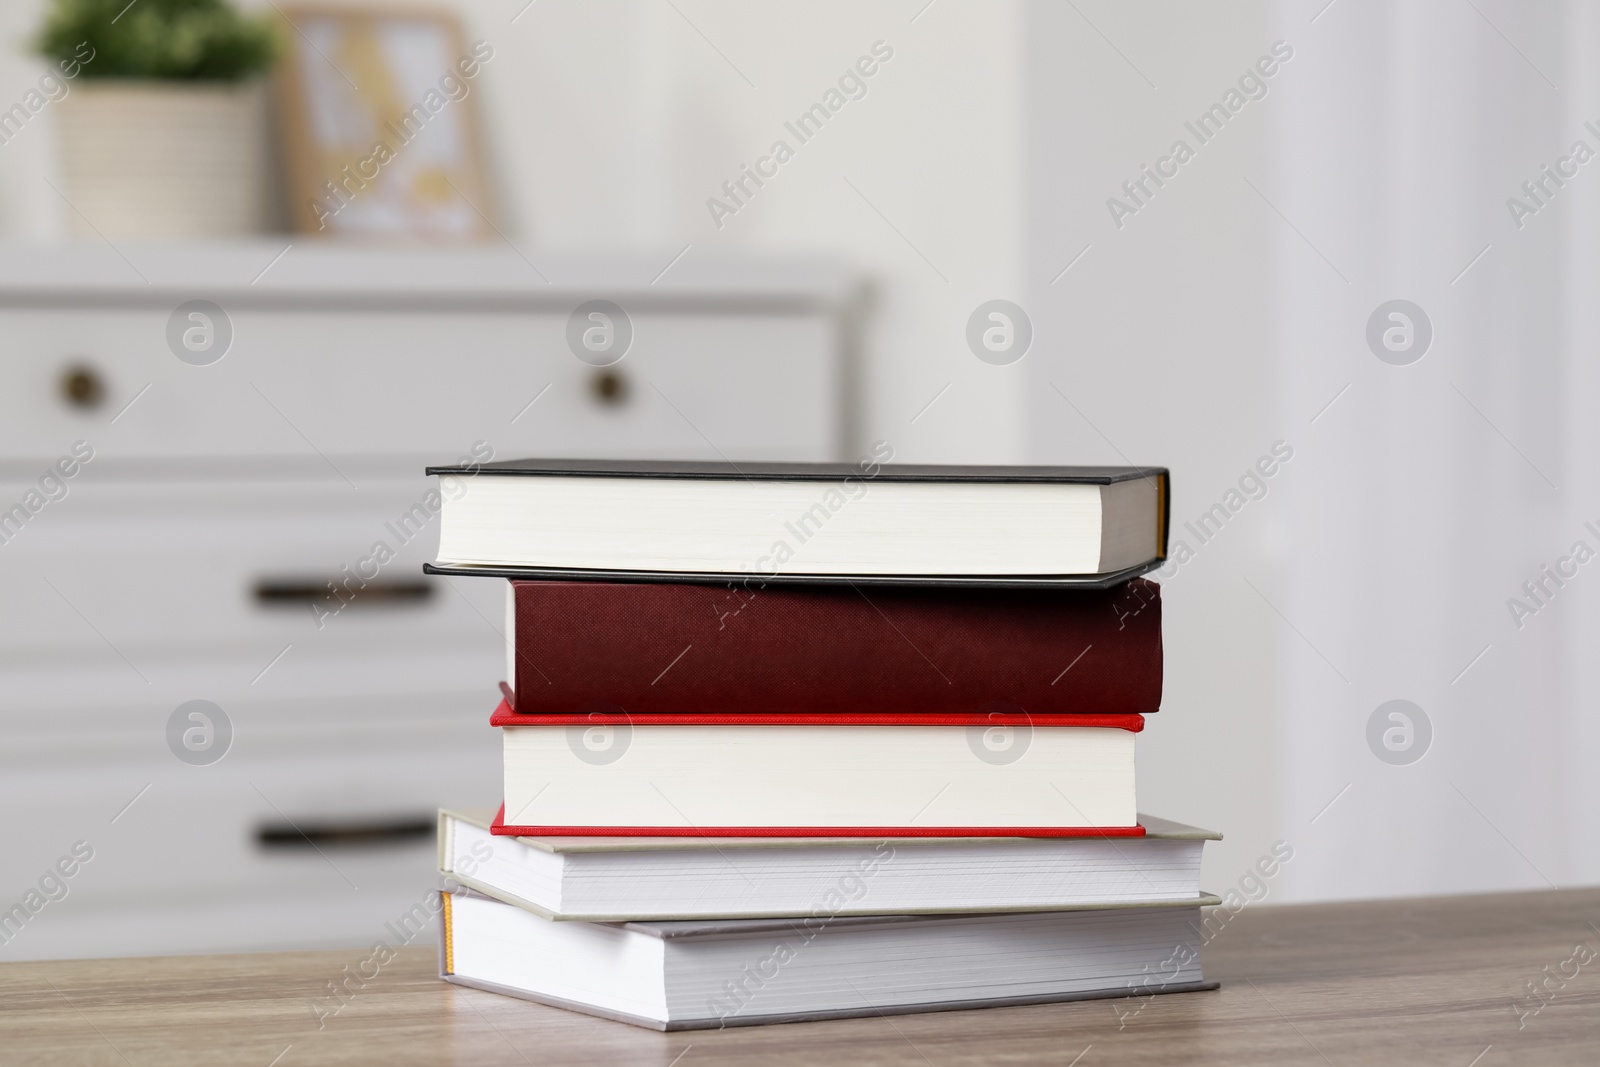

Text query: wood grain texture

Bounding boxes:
[3,888,1598,1065]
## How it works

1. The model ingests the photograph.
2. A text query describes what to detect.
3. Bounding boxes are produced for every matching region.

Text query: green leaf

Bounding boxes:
[36,0,280,82]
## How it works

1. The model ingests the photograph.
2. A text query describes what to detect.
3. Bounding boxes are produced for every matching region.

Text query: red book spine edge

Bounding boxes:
[487,698,1144,732]
[489,804,1147,839]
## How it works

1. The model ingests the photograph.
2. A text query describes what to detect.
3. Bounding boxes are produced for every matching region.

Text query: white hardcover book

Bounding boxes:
[440,890,1218,1030]
[495,720,1139,834]
[439,808,1219,921]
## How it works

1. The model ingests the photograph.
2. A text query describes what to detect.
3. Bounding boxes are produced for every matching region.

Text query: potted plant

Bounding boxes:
[36,0,279,238]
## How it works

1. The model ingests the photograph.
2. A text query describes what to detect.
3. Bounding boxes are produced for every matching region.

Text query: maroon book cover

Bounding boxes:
[508,577,1161,716]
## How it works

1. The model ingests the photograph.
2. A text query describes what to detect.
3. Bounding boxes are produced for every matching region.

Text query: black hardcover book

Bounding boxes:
[424,458,1169,588]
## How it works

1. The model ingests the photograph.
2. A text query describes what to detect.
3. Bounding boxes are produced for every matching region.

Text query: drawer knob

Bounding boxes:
[60,364,105,410]
[590,368,629,406]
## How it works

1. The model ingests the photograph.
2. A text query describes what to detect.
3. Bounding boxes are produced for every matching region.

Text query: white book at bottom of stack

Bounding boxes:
[436,808,1222,1030]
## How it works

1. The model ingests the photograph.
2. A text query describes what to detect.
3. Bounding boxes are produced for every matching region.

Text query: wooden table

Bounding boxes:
[4,888,1598,1065]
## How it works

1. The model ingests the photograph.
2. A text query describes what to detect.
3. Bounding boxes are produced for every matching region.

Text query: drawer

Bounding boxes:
[0,306,841,463]
[0,687,500,948]
[0,475,504,668]
[0,734,500,902]
[0,733,499,959]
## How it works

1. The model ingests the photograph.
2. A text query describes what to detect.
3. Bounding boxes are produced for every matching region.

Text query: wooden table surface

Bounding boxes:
[4,887,1598,1065]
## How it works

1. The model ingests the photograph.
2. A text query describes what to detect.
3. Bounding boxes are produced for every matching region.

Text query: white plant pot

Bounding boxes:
[55,81,268,239]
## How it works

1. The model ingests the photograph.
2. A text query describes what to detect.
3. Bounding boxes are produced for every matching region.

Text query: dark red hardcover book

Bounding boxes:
[508,578,1161,715]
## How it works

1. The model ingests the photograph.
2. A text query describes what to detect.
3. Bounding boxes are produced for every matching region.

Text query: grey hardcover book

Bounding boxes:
[438,807,1221,922]
[423,459,1170,587]
[439,890,1219,1030]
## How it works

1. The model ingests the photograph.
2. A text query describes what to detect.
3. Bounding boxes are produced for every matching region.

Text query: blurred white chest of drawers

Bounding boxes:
[0,243,858,960]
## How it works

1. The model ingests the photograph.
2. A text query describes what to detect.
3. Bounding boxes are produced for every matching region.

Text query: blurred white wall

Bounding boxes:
[1271,0,1595,900]
[1021,0,1600,902]
[1,0,1595,904]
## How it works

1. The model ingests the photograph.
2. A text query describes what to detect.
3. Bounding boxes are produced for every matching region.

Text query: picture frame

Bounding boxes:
[274,5,496,239]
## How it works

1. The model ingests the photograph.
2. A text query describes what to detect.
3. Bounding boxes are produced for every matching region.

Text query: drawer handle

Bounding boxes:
[253,580,435,608]
[256,817,433,850]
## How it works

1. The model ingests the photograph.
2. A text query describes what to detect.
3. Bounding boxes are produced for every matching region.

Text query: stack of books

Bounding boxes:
[423,458,1219,1030]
